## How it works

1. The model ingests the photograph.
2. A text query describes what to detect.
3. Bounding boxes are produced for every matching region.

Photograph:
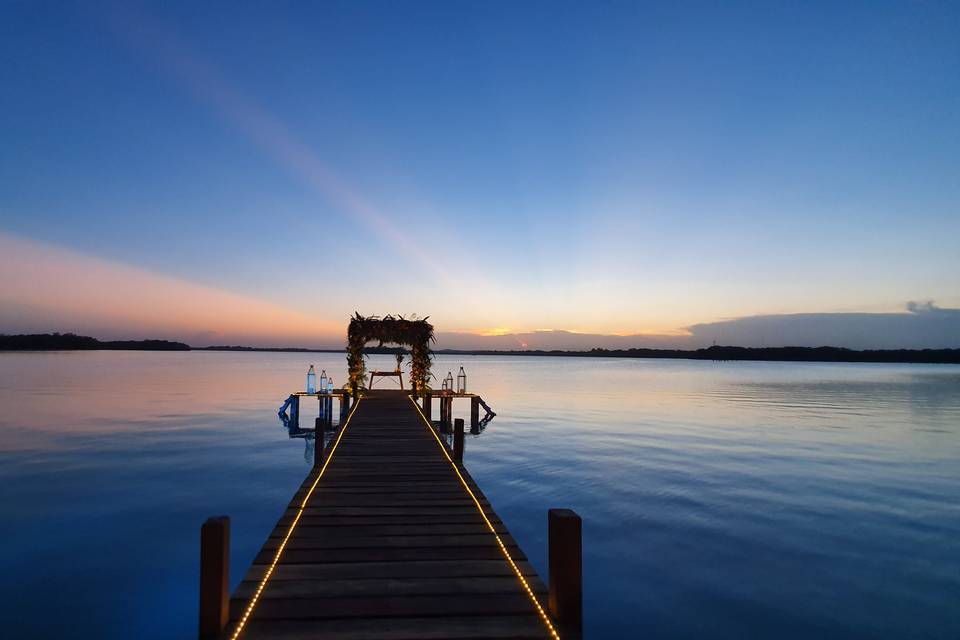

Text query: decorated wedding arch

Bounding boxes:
[346,313,435,394]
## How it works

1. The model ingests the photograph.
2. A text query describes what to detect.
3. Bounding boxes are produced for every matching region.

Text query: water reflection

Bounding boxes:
[0,353,958,639]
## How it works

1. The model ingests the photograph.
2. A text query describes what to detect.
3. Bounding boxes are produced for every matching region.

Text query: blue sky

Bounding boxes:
[1,1,958,347]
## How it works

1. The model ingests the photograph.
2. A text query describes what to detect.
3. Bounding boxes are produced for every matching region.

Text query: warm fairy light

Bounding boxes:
[228,396,364,640]
[406,396,561,640]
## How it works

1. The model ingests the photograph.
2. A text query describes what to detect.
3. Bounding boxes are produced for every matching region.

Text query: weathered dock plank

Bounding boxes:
[226,390,558,640]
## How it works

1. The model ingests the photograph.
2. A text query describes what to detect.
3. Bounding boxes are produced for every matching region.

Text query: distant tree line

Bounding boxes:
[3,333,958,363]
[0,333,190,351]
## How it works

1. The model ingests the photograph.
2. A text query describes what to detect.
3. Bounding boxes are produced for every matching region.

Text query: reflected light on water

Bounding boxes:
[0,352,958,638]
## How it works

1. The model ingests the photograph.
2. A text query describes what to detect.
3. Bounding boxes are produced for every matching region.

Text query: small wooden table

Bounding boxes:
[368,370,404,389]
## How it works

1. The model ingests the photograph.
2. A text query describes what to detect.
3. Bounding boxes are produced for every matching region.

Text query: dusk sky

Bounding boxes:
[2,2,958,349]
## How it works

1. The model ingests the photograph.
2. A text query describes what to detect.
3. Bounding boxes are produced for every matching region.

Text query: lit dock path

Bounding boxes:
[226,389,559,640]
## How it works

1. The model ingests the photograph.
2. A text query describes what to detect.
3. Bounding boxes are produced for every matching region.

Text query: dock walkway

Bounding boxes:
[226,390,558,640]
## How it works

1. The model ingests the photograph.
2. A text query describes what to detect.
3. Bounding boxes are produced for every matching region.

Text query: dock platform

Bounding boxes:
[223,390,561,640]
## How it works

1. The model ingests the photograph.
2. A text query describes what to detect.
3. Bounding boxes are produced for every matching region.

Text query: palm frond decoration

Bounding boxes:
[346,313,435,395]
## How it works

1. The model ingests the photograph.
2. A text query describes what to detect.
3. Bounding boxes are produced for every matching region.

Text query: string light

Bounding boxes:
[228,396,364,640]
[407,396,561,640]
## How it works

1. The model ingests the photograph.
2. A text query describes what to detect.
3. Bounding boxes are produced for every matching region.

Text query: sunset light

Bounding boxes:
[1,3,958,640]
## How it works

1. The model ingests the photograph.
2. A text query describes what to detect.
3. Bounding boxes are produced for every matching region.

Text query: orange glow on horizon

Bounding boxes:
[0,233,342,347]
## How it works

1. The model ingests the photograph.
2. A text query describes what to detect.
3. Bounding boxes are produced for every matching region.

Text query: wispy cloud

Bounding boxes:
[0,232,342,347]
[436,301,960,350]
[687,302,960,350]
[102,4,510,326]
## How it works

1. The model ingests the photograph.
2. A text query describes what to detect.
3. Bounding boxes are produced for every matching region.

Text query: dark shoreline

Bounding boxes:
[2,333,959,364]
[0,333,190,351]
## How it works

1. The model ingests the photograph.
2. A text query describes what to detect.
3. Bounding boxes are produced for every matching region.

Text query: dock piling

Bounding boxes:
[548,508,582,636]
[423,392,432,421]
[199,516,230,640]
[443,396,453,432]
[453,417,465,461]
[471,396,480,432]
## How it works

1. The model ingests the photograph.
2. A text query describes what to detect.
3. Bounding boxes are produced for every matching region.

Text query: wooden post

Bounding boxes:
[314,417,325,466]
[325,396,333,426]
[423,393,432,421]
[441,396,451,433]
[548,509,582,636]
[340,393,350,422]
[470,396,480,432]
[453,418,464,462]
[199,516,230,639]
[291,395,300,428]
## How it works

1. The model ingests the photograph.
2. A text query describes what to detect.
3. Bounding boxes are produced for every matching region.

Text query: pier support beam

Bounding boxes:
[423,393,432,421]
[199,516,230,640]
[548,508,582,636]
[470,396,480,433]
[453,418,464,462]
[441,396,452,433]
[291,395,300,429]
[340,393,350,422]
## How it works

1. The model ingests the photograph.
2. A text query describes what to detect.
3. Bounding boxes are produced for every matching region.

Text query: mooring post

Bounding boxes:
[291,395,300,428]
[325,396,334,426]
[548,508,582,636]
[470,396,480,432]
[199,516,230,640]
[441,396,452,433]
[453,418,465,461]
[423,392,432,421]
[340,393,350,422]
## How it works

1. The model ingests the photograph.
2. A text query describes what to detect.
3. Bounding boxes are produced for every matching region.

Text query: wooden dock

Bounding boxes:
[218,389,566,640]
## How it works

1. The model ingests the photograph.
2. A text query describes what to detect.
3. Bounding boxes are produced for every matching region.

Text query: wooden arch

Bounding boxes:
[346,313,434,395]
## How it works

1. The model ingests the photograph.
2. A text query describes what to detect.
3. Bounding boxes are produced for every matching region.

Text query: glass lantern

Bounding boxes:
[444,371,454,393]
[456,366,466,394]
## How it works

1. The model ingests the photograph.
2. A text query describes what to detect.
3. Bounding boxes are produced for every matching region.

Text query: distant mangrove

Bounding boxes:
[2,333,958,363]
[0,333,190,351]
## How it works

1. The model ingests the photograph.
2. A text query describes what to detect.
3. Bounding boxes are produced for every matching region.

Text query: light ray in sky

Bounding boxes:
[104,4,499,314]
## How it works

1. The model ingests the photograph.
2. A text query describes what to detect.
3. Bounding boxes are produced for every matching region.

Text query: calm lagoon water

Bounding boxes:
[1,351,958,638]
